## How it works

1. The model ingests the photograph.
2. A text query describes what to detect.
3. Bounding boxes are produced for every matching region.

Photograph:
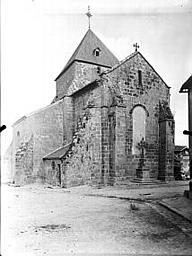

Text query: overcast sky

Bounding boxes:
[2,0,192,155]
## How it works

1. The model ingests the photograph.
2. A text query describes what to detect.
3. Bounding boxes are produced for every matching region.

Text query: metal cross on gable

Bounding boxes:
[85,6,92,29]
[133,43,139,52]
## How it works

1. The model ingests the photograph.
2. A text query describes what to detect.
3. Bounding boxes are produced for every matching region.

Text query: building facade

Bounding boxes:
[174,145,190,180]
[9,28,175,187]
[180,75,192,180]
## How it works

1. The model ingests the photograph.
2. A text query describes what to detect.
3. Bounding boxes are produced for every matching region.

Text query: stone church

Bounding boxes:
[9,26,175,187]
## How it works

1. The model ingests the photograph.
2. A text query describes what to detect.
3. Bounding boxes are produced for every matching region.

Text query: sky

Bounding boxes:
[1,0,192,156]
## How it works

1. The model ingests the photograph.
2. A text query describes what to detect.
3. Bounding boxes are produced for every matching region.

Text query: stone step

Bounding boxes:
[114,178,166,187]
[131,178,165,185]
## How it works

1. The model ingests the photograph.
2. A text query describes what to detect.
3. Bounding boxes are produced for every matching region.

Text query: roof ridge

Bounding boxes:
[103,51,138,75]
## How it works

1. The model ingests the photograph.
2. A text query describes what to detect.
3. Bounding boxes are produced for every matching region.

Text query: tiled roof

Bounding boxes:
[180,75,192,93]
[175,145,188,152]
[55,29,119,80]
[43,143,72,160]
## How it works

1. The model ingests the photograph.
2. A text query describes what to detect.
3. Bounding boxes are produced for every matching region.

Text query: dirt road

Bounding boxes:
[2,184,192,255]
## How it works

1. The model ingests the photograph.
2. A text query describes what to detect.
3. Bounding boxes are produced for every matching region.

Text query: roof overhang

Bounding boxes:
[174,145,188,152]
[43,142,72,160]
[180,75,192,93]
[55,60,112,81]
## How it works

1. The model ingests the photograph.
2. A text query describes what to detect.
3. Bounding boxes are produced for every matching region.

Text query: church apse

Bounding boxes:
[102,50,174,183]
[8,22,175,187]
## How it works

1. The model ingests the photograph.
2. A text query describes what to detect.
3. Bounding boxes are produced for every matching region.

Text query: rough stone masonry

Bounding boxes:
[7,28,175,187]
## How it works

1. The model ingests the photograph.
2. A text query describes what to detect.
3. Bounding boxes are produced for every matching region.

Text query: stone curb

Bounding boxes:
[158,201,192,223]
[84,193,147,202]
[85,193,192,224]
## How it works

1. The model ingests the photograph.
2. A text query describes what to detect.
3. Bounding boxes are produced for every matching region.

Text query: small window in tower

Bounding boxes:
[17,131,20,137]
[93,47,101,57]
[51,161,56,170]
[138,70,142,85]
[95,50,99,56]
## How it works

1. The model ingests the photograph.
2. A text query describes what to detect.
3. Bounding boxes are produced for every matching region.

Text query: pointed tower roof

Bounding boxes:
[55,29,119,80]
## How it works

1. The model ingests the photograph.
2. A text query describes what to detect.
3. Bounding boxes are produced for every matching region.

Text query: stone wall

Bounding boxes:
[14,135,34,185]
[158,101,175,180]
[61,96,73,145]
[56,61,108,99]
[10,51,174,187]
[3,141,13,182]
[54,81,103,187]
[61,51,174,186]
[12,100,64,184]
[56,63,76,99]
[158,120,175,180]
[73,83,102,129]
[101,52,174,182]
[63,107,101,187]
[113,106,127,184]
[43,159,62,186]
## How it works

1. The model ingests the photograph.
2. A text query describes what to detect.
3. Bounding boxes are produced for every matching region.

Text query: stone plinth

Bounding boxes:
[135,168,151,182]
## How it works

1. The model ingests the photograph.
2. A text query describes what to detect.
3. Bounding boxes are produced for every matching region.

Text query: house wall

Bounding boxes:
[189,90,192,178]
[182,155,190,174]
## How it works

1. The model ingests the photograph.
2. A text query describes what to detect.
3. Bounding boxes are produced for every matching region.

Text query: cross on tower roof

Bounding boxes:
[85,6,92,29]
[133,43,139,52]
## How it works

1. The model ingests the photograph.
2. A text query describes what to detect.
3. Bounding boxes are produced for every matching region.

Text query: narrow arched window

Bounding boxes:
[138,70,142,85]
[132,106,147,155]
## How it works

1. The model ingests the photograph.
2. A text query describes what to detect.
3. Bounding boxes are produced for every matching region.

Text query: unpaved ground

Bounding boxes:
[2,184,192,255]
